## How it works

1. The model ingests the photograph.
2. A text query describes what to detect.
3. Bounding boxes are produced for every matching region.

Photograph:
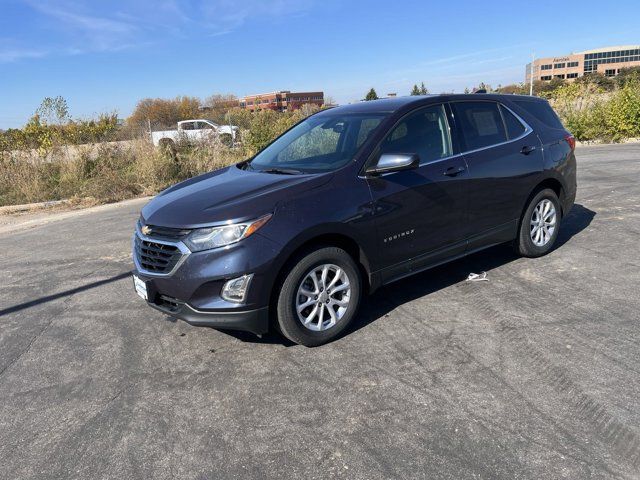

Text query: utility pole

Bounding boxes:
[529,53,535,96]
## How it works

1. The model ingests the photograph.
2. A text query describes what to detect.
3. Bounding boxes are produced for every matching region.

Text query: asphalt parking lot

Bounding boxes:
[1,143,639,479]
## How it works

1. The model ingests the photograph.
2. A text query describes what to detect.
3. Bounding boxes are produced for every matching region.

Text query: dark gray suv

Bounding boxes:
[132,94,577,346]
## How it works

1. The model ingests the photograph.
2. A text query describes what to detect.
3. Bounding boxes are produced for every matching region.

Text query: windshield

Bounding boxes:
[247,112,386,173]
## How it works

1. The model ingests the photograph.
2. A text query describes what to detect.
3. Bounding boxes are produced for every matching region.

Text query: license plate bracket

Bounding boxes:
[132,274,148,301]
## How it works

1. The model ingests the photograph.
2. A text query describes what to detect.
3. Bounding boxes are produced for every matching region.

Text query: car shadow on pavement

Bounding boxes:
[0,271,132,317]
[187,203,595,346]
[554,203,596,248]
[346,202,596,338]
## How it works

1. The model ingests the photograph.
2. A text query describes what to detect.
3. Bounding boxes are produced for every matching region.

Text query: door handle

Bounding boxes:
[520,145,536,155]
[443,165,466,177]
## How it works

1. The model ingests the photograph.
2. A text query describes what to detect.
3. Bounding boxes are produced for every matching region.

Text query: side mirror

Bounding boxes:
[366,153,419,175]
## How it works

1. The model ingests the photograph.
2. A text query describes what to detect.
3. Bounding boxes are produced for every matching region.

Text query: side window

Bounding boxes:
[379,104,452,164]
[181,122,195,131]
[453,102,507,151]
[500,105,526,139]
[197,121,215,130]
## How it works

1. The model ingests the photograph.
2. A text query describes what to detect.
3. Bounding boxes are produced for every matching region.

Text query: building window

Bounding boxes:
[605,69,616,77]
[541,75,552,81]
[567,61,579,68]
[554,74,565,79]
[554,63,566,69]
[567,73,578,79]
[541,64,552,70]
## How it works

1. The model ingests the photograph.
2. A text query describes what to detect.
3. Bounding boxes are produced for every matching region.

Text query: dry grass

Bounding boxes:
[0,104,323,208]
[0,138,245,207]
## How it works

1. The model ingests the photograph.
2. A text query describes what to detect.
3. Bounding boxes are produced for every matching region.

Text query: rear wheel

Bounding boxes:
[515,188,561,257]
[276,247,362,347]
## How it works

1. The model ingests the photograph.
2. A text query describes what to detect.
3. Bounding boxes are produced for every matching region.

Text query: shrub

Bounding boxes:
[604,76,640,141]
[546,74,640,142]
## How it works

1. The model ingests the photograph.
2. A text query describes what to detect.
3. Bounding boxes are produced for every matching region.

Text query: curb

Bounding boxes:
[0,199,71,215]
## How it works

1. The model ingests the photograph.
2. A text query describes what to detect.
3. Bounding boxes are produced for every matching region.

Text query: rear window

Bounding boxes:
[512,100,564,130]
[452,101,507,151]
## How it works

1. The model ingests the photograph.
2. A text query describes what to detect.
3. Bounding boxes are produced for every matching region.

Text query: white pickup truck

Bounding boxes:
[151,119,239,148]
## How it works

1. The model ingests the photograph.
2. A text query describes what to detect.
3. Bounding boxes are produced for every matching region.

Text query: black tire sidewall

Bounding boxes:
[276,247,362,347]
[518,189,561,257]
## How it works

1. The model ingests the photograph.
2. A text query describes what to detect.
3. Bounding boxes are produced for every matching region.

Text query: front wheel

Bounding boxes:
[276,247,362,347]
[515,188,561,257]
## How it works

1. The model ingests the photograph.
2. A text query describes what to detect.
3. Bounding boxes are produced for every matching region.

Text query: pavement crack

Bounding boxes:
[0,294,74,379]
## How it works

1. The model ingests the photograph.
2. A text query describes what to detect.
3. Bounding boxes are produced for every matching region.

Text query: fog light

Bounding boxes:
[221,274,253,303]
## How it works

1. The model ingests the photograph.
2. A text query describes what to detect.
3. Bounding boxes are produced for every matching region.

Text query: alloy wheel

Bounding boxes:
[530,199,557,247]
[295,264,351,331]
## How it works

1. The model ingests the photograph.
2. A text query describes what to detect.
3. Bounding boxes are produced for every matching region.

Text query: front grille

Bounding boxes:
[134,235,183,274]
[137,219,191,241]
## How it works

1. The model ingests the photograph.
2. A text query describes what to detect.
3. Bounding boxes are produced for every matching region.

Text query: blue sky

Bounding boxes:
[1,0,639,128]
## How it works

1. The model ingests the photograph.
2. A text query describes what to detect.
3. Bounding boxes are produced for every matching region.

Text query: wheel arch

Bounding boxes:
[266,230,373,327]
[523,177,565,218]
[516,177,565,240]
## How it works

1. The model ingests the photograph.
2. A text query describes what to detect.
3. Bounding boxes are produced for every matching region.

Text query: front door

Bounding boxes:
[367,104,468,282]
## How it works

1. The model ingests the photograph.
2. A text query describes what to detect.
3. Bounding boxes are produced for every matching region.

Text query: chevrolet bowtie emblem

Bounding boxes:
[141,225,152,235]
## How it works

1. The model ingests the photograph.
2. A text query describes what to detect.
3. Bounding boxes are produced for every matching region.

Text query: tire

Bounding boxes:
[515,188,561,257]
[276,247,362,347]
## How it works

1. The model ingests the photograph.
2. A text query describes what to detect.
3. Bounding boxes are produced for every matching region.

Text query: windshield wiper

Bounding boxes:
[260,167,303,175]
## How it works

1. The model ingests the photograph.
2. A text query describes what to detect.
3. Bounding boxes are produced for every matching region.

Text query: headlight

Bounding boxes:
[183,214,272,252]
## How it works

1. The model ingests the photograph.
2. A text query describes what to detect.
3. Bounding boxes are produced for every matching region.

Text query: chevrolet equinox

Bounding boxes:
[132,94,577,346]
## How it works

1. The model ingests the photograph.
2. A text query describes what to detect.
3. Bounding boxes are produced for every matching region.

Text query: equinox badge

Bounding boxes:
[384,229,415,243]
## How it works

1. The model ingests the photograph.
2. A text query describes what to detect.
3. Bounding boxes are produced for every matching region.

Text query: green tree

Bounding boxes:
[365,88,379,101]
[36,96,70,125]
[410,82,429,95]
[474,82,492,93]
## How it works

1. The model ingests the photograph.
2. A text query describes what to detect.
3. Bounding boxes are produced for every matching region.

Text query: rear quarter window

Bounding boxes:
[499,105,526,139]
[512,100,565,130]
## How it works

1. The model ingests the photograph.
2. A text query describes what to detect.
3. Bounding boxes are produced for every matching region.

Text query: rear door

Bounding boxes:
[451,100,543,249]
[367,103,468,280]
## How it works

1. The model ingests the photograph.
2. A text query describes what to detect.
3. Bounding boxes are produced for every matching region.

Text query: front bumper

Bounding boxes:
[132,230,283,336]
[148,296,269,335]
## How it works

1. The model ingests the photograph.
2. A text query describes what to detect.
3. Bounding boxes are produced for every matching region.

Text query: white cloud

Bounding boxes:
[0,47,47,63]
[12,0,314,59]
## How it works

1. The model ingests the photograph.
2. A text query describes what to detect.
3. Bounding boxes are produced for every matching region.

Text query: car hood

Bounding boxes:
[141,165,332,228]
